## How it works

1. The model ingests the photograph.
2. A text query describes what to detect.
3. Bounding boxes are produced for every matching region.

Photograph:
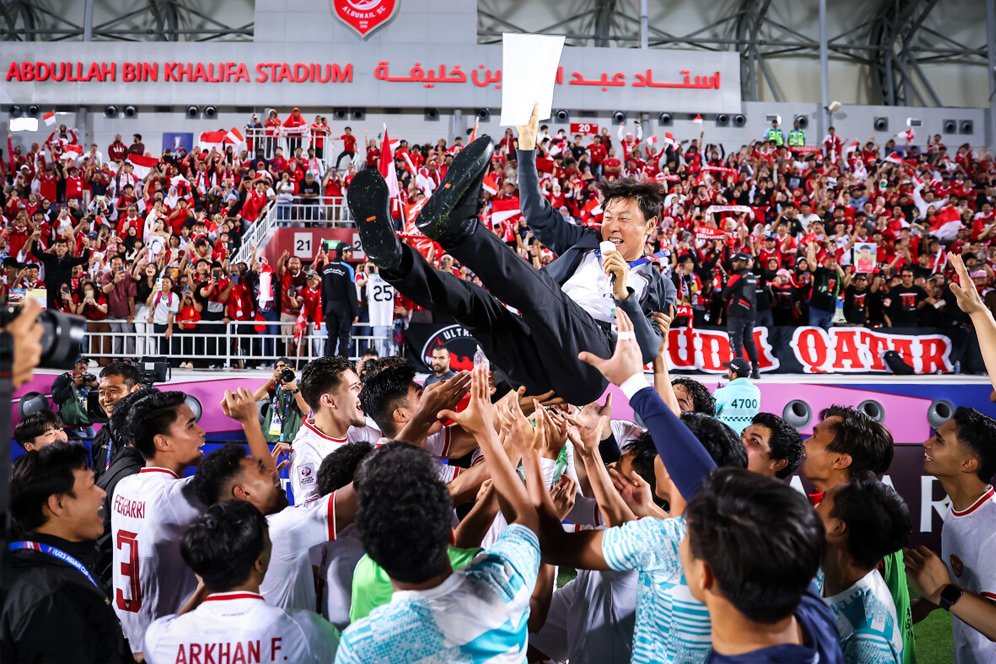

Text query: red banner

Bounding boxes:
[570,122,599,135]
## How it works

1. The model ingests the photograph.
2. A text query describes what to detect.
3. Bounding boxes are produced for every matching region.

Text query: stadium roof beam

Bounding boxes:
[870,0,942,106]
[735,0,772,101]
[594,0,616,48]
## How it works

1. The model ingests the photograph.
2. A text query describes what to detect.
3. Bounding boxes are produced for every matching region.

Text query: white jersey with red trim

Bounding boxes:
[289,419,348,504]
[942,485,996,664]
[143,592,339,664]
[346,418,381,444]
[111,467,204,653]
[260,493,337,612]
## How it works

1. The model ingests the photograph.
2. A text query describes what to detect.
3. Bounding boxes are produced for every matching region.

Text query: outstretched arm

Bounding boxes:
[950,254,996,387]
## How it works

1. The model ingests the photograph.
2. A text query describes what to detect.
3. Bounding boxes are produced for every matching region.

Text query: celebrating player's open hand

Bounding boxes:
[579,308,645,386]
[438,365,494,437]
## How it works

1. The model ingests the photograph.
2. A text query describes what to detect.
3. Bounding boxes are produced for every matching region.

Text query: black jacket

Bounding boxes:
[96,445,145,586]
[1,532,134,663]
[723,269,758,319]
[31,240,90,307]
[321,260,359,317]
[517,149,677,363]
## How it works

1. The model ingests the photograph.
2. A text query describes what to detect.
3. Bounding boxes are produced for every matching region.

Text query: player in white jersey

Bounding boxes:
[815,473,910,663]
[110,391,207,658]
[908,407,996,663]
[144,501,338,664]
[289,357,365,503]
[337,366,543,663]
[193,388,360,612]
[363,266,396,356]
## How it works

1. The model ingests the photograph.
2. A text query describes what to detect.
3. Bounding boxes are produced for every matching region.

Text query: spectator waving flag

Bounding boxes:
[42,111,57,127]
[59,144,83,162]
[885,152,904,165]
[225,127,245,147]
[897,128,915,143]
[198,130,227,153]
[930,206,963,242]
[491,196,522,225]
[482,172,498,195]
[378,126,401,213]
[127,153,159,178]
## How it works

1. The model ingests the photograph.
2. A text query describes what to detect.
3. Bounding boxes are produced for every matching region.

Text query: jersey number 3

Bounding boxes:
[115,530,142,612]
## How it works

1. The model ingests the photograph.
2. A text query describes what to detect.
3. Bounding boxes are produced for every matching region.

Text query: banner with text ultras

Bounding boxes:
[0,41,741,113]
[405,322,964,376]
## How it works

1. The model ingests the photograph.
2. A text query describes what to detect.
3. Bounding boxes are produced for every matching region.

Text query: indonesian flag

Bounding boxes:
[535,156,555,173]
[930,206,963,241]
[885,152,904,165]
[469,118,478,143]
[225,127,245,146]
[581,198,603,223]
[692,114,703,125]
[482,172,498,195]
[843,141,859,157]
[199,131,227,153]
[897,128,915,143]
[42,111,56,127]
[127,153,158,179]
[59,144,83,161]
[293,305,309,345]
[662,132,679,149]
[378,126,401,213]
[400,198,439,259]
[491,196,522,225]
[645,136,658,147]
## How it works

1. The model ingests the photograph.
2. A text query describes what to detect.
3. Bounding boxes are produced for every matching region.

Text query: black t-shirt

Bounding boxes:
[810,267,842,312]
[843,285,869,324]
[299,178,321,202]
[888,284,927,327]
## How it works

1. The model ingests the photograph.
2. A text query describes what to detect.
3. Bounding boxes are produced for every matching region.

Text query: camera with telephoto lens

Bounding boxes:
[0,307,85,370]
[279,368,295,384]
[82,373,97,383]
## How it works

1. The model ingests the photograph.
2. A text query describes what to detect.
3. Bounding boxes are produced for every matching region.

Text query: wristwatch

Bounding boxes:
[939,584,963,611]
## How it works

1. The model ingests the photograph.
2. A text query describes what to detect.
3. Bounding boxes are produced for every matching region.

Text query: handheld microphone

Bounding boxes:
[599,241,617,285]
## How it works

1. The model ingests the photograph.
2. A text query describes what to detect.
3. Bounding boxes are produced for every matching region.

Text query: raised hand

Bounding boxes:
[515,104,540,151]
[550,475,578,520]
[438,365,495,438]
[220,387,258,423]
[949,254,986,316]
[578,308,645,386]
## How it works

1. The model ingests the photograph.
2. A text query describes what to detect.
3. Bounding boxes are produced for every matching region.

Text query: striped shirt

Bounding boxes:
[825,569,902,663]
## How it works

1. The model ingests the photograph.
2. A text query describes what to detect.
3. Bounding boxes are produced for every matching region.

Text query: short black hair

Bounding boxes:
[355,443,452,584]
[830,471,911,570]
[358,364,416,437]
[299,356,355,412]
[181,501,268,592]
[99,360,140,387]
[751,412,804,479]
[621,432,666,507]
[14,410,63,449]
[820,405,894,476]
[685,468,825,624]
[597,177,664,223]
[11,442,90,531]
[671,377,717,416]
[680,413,748,469]
[359,356,409,384]
[318,442,374,496]
[951,407,996,482]
[193,443,248,505]
[106,387,159,449]
[127,391,187,459]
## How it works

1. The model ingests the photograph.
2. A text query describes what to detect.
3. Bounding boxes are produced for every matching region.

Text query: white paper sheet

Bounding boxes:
[500,33,566,127]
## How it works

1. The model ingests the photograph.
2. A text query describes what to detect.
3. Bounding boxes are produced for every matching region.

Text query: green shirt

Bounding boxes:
[261,386,304,443]
[766,128,785,146]
[788,129,806,146]
[349,546,482,623]
[882,550,916,664]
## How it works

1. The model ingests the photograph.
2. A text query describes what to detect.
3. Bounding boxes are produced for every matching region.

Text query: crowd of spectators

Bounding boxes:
[2,110,995,366]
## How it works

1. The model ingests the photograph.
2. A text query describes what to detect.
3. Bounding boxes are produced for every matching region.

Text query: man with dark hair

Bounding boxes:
[680,468,842,662]
[424,346,456,386]
[51,355,98,443]
[670,376,717,415]
[321,242,359,358]
[347,111,674,406]
[91,360,143,475]
[143,501,339,663]
[337,366,542,662]
[723,252,760,378]
[1,443,132,662]
[906,407,996,662]
[289,356,365,503]
[27,229,90,308]
[742,411,804,479]
[13,409,68,451]
[193,388,358,612]
[532,310,748,664]
[817,472,911,661]
[887,267,928,327]
[110,390,206,659]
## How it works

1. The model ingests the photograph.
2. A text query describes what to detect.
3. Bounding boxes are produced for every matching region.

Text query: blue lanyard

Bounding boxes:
[594,249,652,269]
[104,437,114,471]
[8,541,101,591]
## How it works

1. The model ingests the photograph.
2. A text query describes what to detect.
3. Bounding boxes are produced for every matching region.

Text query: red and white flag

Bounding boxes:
[662,132,679,149]
[482,172,498,195]
[692,114,703,125]
[929,206,963,242]
[884,152,904,165]
[42,111,56,127]
[400,198,440,259]
[127,153,159,179]
[199,131,227,153]
[491,196,522,225]
[59,143,83,161]
[225,127,245,146]
[378,126,401,214]
[897,128,915,143]
[469,117,479,143]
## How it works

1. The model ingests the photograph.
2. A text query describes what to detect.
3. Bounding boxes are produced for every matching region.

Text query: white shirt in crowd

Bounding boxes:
[143,591,339,664]
[942,485,996,664]
[150,288,179,325]
[289,419,348,504]
[111,467,204,653]
[562,251,649,325]
[261,493,337,612]
[365,272,396,328]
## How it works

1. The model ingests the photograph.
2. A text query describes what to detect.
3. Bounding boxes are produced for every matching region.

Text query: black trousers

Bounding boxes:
[727,316,759,366]
[383,223,613,405]
[324,305,353,358]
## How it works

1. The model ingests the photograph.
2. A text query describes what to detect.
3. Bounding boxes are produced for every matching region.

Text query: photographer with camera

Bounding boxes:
[50,356,98,443]
[253,357,309,444]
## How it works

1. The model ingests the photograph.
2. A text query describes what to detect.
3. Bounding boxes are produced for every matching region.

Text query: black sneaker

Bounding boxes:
[751,370,760,380]
[347,170,402,268]
[416,136,493,246]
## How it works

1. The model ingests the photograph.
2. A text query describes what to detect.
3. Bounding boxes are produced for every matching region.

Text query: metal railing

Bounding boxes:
[79,319,395,369]
[232,197,353,267]
[243,127,356,172]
